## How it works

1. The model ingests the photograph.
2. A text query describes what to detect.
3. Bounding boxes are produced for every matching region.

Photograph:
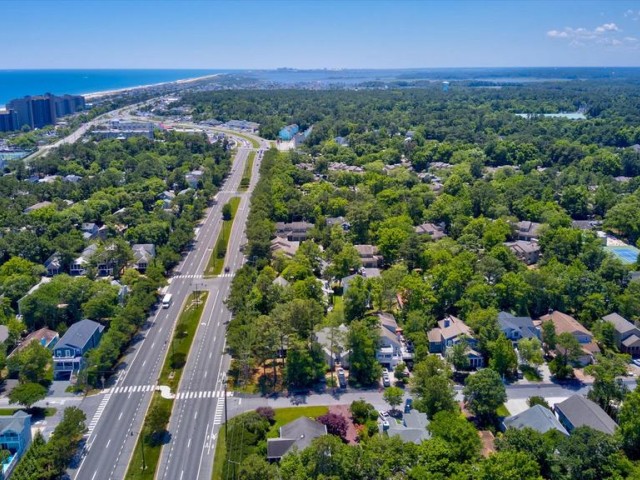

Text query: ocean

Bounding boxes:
[0,69,228,106]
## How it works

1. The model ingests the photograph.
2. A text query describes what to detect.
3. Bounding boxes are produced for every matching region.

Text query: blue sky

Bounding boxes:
[2,0,640,68]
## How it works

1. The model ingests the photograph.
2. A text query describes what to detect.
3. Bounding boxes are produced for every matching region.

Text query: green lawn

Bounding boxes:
[204,197,240,277]
[125,394,173,480]
[158,291,209,392]
[231,132,260,149]
[0,407,56,417]
[238,151,255,191]
[496,404,511,417]
[520,365,543,381]
[266,406,329,438]
[212,406,328,480]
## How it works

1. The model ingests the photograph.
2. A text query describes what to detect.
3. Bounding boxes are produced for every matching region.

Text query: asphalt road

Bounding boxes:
[69,129,266,480]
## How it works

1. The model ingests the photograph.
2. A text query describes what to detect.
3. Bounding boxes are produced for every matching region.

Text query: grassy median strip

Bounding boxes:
[232,132,260,149]
[158,291,209,392]
[125,393,173,480]
[204,197,240,277]
[239,151,255,191]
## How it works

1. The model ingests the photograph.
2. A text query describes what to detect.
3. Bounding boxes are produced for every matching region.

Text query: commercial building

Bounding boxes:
[4,93,85,131]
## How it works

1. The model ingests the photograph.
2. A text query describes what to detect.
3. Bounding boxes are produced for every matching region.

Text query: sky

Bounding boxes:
[2,0,640,69]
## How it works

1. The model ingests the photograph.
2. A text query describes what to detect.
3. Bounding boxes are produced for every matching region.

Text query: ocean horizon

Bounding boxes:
[0,69,229,106]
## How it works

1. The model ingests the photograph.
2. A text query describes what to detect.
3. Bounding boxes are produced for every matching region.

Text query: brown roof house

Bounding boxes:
[267,417,327,461]
[428,315,484,369]
[414,222,447,240]
[504,240,541,265]
[540,311,600,365]
[603,313,640,357]
[354,244,383,268]
[275,221,314,242]
[270,236,300,258]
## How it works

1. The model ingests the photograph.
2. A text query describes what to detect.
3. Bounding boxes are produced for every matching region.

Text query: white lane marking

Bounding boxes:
[91,471,98,480]
[118,412,123,421]
[106,438,111,449]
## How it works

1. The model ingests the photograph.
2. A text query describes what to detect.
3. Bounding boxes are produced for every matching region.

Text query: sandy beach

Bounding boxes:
[83,73,220,101]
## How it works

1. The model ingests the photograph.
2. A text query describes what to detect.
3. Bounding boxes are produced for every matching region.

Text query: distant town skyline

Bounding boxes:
[2,0,640,69]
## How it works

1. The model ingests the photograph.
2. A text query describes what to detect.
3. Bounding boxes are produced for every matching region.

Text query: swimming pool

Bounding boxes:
[605,245,640,264]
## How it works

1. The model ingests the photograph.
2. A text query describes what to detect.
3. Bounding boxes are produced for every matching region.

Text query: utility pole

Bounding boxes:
[224,374,229,439]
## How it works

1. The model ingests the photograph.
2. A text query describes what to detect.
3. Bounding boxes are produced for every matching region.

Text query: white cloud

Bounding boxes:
[624,9,640,21]
[546,22,634,48]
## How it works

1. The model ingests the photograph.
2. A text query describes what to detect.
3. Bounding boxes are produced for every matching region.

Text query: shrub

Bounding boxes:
[255,406,275,423]
[318,412,348,440]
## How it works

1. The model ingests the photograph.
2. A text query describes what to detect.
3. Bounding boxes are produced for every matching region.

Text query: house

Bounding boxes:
[110,280,129,305]
[341,268,380,294]
[275,221,314,242]
[354,244,383,268]
[554,395,617,435]
[81,223,107,241]
[498,311,540,347]
[53,319,104,378]
[266,417,327,461]
[158,190,175,209]
[603,313,640,356]
[428,316,483,368]
[273,276,290,288]
[571,220,602,231]
[0,326,8,344]
[504,240,541,265]
[63,174,83,183]
[386,409,431,444]
[414,222,447,240]
[270,236,300,258]
[131,244,155,271]
[185,169,204,189]
[315,324,350,369]
[44,253,62,276]
[23,201,53,214]
[0,411,32,476]
[540,311,600,365]
[326,216,350,231]
[334,136,349,147]
[377,313,413,369]
[278,124,299,141]
[502,404,568,435]
[8,327,58,358]
[515,221,543,241]
[70,244,98,276]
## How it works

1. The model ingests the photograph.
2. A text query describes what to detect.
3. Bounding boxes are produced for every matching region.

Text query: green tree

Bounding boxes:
[343,275,369,321]
[383,386,404,412]
[8,382,47,409]
[585,352,630,416]
[284,340,325,389]
[618,385,640,459]
[475,450,542,480]
[238,454,279,480]
[463,368,506,424]
[428,411,482,463]
[411,356,457,416]
[495,427,557,479]
[556,426,624,480]
[518,338,543,368]
[7,341,51,384]
[541,321,557,352]
[488,334,518,378]
[144,398,170,446]
[447,339,471,371]
[348,319,382,386]
[550,332,583,379]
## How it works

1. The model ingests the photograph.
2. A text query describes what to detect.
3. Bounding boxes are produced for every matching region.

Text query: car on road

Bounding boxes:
[224,266,230,273]
[382,371,391,387]
[404,398,413,413]
[633,359,640,368]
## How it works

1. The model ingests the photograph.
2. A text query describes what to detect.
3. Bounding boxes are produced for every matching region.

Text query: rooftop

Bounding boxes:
[503,404,568,435]
[55,319,104,351]
[555,395,617,435]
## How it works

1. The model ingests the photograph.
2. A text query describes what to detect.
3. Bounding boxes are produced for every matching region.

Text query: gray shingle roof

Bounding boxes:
[603,313,637,335]
[266,417,327,459]
[55,319,104,351]
[0,410,30,436]
[503,404,568,435]
[555,395,617,435]
[498,312,539,340]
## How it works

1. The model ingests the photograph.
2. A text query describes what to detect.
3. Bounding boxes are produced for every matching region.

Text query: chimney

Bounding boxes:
[444,317,450,328]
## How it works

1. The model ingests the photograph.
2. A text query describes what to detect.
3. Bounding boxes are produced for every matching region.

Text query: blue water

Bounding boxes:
[0,69,228,106]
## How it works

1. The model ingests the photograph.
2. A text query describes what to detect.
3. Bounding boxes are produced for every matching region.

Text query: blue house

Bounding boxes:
[53,319,104,379]
[278,124,299,141]
[0,411,32,478]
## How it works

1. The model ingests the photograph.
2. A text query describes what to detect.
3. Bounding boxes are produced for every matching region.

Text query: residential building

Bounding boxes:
[70,244,98,276]
[498,311,540,347]
[63,174,83,183]
[386,409,431,444]
[315,324,350,369]
[8,327,58,358]
[270,236,300,258]
[504,240,541,265]
[52,319,104,378]
[334,136,349,147]
[554,395,617,435]
[341,268,381,294]
[0,326,8,344]
[92,119,155,140]
[185,170,204,188]
[428,315,483,368]
[502,404,568,435]
[326,216,350,231]
[515,221,543,241]
[275,221,314,242]
[0,411,32,477]
[131,244,156,271]
[272,276,290,288]
[23,201,53,214]
[354,244,383,268]
[266,417,327,461]
[0,110,18,133]
[603,313,640,356]
[8,95,56,129]
[377,313,413,369]
[540,311,600,365]
[81,223,107,241]
[44,253,62,276]
[414,222,447,240]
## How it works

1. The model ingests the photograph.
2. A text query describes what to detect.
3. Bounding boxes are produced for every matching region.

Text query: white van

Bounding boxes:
[162,293,173,309]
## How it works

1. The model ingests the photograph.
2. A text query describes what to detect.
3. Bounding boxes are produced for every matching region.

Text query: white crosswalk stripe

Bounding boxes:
[172,390,234,400]
[213,397,224,425]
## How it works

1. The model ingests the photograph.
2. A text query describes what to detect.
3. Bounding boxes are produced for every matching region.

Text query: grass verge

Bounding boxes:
[0,407,56,417]
[124,393,173,480]
[204,197,240,277]
[496,404,511,417]
[158,291,209,392]
[211,406,329,480]
[231,132,260,149]
[238,151,255,191]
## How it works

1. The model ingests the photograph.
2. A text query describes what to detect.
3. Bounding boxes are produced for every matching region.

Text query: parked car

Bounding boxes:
[382,372,391,387]
[379,410,390,420]
[404,398,413,414]
[633,359,640,368]
[337,368,347,388]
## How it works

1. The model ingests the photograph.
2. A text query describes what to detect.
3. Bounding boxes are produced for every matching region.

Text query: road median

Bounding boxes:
[204,197,240,277]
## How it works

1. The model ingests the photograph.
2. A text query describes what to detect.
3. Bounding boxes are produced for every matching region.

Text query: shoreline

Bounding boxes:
[82,73,221,101]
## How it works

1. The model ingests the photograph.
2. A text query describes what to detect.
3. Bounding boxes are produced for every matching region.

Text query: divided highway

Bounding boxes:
[70,131,267,480]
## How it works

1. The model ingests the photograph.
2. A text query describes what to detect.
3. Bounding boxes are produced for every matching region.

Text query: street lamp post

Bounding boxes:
[131,430,146,470]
